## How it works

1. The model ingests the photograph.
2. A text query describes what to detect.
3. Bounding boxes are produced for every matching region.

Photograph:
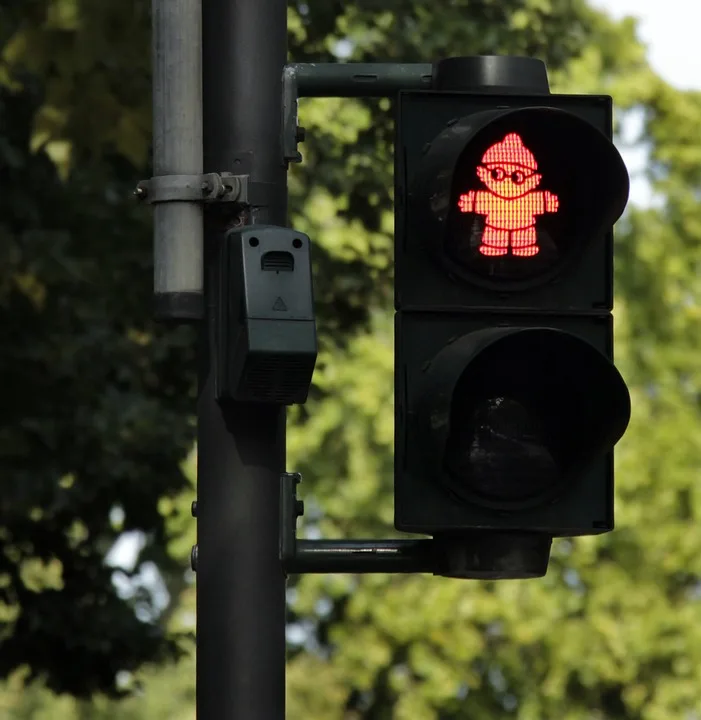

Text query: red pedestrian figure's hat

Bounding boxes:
[481,133,538,171]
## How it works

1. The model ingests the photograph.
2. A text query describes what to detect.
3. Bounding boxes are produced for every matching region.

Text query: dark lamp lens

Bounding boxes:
[445,396,559,502]
[424,328,631,510]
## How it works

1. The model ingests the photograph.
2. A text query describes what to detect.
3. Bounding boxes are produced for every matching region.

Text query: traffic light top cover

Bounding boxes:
[409,102,630,291]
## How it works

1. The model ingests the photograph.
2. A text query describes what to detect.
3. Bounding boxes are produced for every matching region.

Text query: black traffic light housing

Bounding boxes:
[394,57,631,575]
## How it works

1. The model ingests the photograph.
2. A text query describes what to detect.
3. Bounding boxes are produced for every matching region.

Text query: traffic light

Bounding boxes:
[394,58,631,572]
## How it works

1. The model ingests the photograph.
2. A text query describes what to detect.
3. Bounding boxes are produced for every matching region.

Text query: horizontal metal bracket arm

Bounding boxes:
[290,538,436,574]
[282,62,433,164]
[279,472,552,579]
[279,472,436,574]
[134,172,249,204]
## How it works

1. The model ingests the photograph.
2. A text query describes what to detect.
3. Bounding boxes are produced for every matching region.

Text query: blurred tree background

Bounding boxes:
[2,0,701,718]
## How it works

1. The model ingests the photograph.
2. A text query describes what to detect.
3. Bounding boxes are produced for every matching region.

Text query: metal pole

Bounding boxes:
[197,0,287,717]
[151,0,204,321]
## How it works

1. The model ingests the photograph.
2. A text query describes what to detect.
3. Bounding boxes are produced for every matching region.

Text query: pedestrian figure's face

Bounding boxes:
[477,163,542,199]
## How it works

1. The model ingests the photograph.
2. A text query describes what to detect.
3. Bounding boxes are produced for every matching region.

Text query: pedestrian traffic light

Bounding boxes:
[394,59,631,574]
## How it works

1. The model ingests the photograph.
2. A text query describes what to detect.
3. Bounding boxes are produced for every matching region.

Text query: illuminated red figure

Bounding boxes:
[457,133,559,257]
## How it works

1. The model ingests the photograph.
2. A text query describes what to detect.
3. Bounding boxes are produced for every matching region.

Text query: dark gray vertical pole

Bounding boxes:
[198,0,287,717]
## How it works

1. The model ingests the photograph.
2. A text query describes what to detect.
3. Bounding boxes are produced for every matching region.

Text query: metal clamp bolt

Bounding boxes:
[134,172,249,205]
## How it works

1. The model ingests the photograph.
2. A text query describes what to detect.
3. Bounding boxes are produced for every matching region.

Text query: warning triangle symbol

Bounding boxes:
[272,296,288,312]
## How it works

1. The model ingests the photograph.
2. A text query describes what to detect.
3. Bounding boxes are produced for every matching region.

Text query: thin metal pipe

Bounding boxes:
[151,0,204,320]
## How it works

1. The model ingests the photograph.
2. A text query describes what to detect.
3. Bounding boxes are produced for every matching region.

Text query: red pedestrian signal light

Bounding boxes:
[408,106,628,290]
[457,132,559,258]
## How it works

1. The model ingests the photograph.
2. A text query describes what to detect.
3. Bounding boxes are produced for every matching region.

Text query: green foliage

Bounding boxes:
[3,0,701,717]
[0,74,192,697]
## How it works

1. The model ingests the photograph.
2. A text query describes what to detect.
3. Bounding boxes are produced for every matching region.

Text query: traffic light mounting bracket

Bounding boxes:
[282,62,433,163]
[282,57,545,164]
[279,473,552,578]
